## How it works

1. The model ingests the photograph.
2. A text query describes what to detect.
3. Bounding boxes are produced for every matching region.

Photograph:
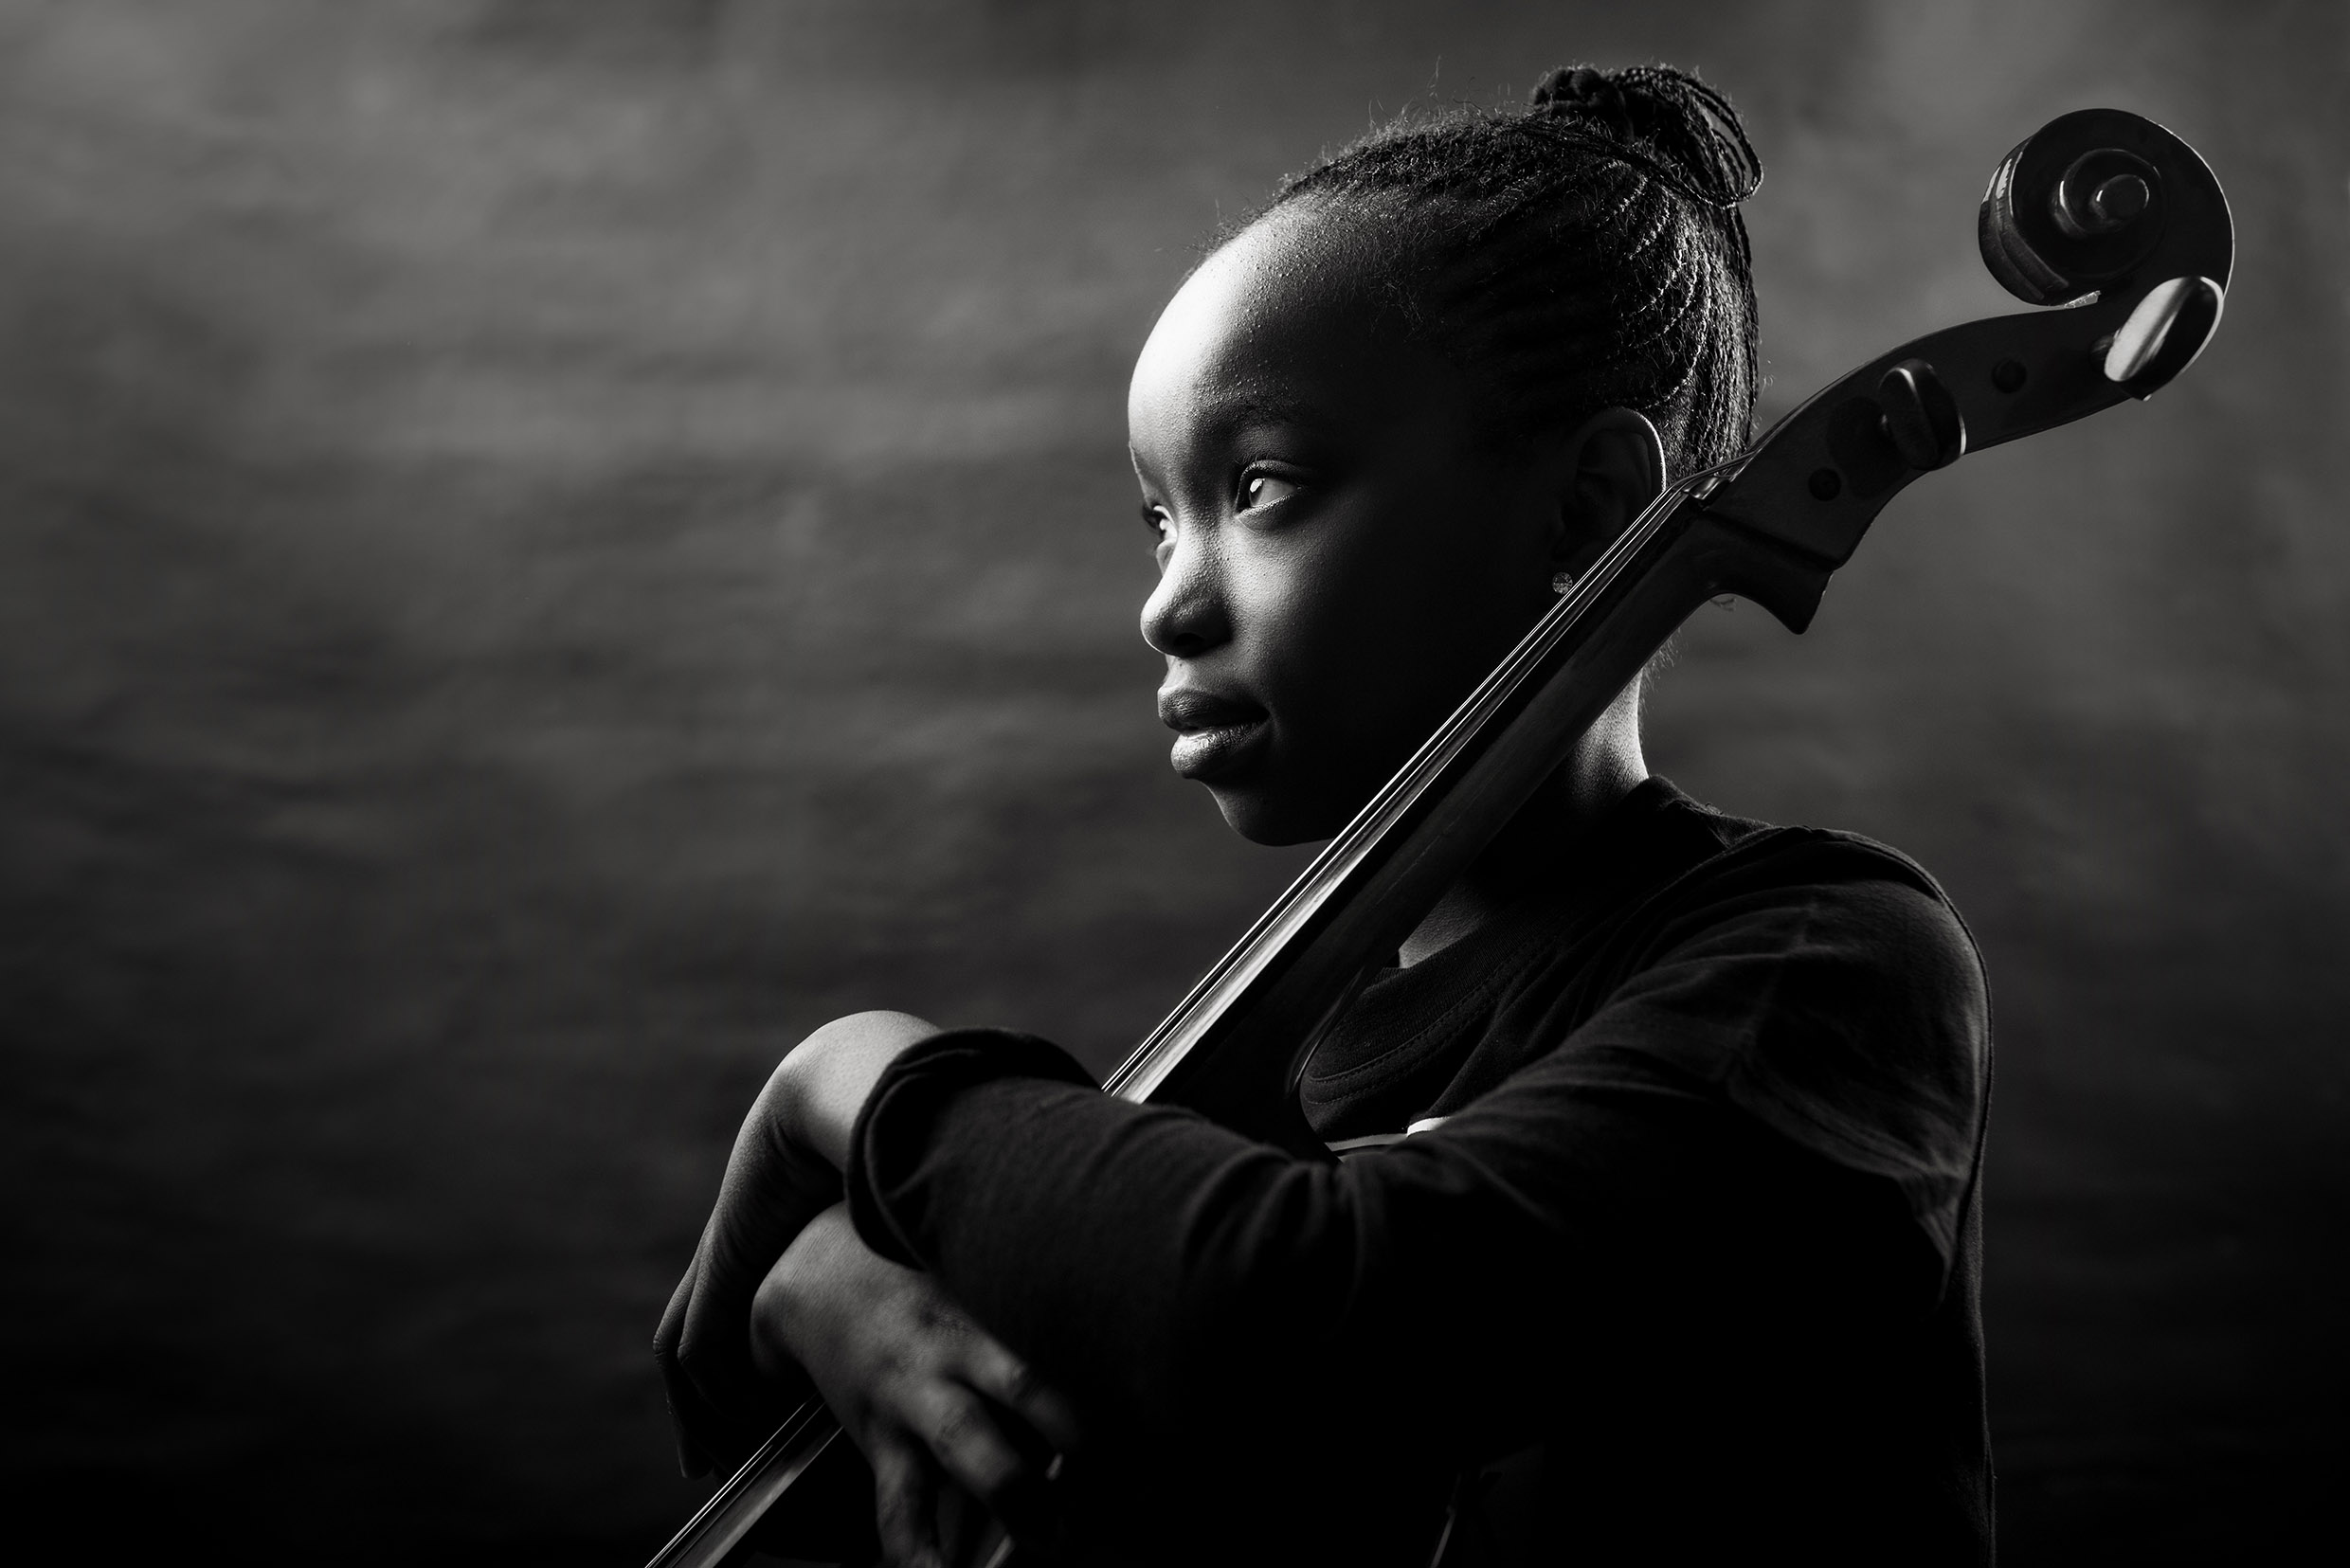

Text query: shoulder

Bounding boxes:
[1645,778,1955,900]
[1516,780,1989,1063]
[1566,787,1993,1258]
[1631,786,1985,1000]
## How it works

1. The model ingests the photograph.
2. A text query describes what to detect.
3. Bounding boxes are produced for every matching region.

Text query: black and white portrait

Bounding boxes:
[4,4,2340,1563]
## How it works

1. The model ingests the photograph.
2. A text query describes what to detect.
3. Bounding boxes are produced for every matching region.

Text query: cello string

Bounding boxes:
[654,455,1750,1567]
[1104,452,1746,1098]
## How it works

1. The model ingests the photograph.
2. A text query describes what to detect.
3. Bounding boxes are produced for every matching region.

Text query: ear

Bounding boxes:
[1549,407,1666,577]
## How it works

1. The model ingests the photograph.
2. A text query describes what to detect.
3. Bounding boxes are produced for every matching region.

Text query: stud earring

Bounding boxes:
[1551,570,1576,595]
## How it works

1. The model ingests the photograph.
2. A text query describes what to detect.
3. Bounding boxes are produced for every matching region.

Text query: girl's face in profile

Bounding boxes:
[1128,207,1579,846]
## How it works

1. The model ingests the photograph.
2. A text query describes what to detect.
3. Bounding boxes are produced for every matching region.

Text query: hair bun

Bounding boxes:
[1530,64,1639,139]
[1528,63,1762,209]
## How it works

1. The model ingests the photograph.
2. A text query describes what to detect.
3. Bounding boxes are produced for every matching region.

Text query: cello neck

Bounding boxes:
[1110,106,2237,1138]
[1104,454,1828,1139]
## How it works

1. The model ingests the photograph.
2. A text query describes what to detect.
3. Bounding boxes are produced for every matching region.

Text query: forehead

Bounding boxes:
[1128,207,1454,452]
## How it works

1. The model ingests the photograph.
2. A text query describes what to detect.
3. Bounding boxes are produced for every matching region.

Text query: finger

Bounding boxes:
[654,1263,716,1478]
[957,1339,1084,1459]
[913,1383,1057,1542]
[676,1224,813,1469]
[655,1260,694,1362]
[871,1440,944,1568]
[678,1209,818,1430]
[673,1226,769,1434]
[676,1085,844,1424]
[932,1477,1000,1568]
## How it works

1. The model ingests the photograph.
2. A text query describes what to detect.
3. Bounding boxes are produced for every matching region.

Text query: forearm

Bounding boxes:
[847,1032,1382,1434]
[660,1010,941,1469]
[847,1031,1941,1451]
[751,1201,869,1382]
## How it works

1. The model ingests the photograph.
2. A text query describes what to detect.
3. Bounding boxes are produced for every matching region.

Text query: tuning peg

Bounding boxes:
[2104,275,2225,398]
[1878,357,1966,470]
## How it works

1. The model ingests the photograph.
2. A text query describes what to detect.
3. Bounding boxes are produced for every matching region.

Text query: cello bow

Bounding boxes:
[644,105,2232,1568]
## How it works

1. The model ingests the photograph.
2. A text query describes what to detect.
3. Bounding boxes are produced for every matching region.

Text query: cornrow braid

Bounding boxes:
[1258,63,1762,478]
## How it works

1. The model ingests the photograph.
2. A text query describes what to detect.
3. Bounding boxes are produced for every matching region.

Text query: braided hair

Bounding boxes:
[1254,63,1763,478]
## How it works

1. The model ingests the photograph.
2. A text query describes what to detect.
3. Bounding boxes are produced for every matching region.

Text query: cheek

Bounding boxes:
[1246,507,1524,761]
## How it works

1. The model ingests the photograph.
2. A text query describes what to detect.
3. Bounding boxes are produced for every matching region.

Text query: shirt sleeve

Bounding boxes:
[1531,835,1993,1268]
[844,858,1982,1456]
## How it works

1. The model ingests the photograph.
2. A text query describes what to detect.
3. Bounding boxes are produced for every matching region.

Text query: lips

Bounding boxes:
[1158,687,1271,782]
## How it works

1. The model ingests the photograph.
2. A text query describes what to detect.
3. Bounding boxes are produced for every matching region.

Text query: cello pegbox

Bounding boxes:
[1877,358,1967,471]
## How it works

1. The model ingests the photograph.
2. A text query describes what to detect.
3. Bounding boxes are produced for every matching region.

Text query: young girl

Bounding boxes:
[658,63,1992,1568]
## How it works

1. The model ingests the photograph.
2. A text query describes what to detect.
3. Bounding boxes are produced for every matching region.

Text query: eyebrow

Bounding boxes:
[1190,386,1336,443]
[1129,382,1347,490]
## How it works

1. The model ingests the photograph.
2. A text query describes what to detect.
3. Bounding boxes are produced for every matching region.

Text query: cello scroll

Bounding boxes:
[1696,105,2232,615]
[639,103,2235,1568]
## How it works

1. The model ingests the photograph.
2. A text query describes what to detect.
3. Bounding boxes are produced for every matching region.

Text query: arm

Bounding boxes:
[752,1203,1080,1566]
[846,864,1985,1458]
[658,1009,940,1469]
[657,1011,1086,1566]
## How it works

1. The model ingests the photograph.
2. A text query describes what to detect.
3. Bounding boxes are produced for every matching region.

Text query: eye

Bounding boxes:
[1139,502,1171,540]
[1238,471,1301,513]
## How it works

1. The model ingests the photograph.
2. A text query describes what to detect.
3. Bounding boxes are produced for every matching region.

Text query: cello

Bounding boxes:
[646,105,2232,1568]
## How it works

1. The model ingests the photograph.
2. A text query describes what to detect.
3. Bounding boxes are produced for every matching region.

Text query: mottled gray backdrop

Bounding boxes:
[3,2,2342,1562]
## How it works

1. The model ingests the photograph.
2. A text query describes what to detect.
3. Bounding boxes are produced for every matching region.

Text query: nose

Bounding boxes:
[1139,522,1231,659]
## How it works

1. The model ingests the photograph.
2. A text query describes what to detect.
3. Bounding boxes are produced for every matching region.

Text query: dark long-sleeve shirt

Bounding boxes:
[847,779,1995,1565]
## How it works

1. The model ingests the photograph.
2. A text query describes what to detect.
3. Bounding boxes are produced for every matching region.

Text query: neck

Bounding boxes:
[1396,685,1648,967]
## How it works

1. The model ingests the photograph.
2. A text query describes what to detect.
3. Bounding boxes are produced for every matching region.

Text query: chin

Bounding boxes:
[1206,784,1344,848]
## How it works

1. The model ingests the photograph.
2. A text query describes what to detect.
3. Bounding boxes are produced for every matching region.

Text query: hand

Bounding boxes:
[758,1205,1083,1568]
[657,1010,941,1473]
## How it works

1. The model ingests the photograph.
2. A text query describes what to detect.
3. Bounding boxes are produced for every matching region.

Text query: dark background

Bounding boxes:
[3,2,2342,1561]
